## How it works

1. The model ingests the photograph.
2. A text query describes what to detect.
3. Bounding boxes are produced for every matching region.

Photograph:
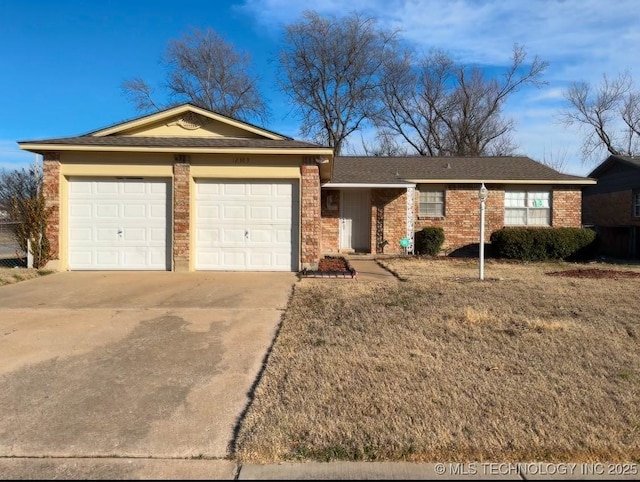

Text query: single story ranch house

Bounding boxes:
[18,104,595,271]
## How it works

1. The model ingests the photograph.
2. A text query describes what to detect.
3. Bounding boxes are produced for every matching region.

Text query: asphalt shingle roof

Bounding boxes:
[588,154,640,177]
[18,136,324,150]
[331,156,591,183]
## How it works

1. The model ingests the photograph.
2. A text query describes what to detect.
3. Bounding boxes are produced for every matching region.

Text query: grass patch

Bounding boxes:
[0,267,53,286]
[234,258,640,463]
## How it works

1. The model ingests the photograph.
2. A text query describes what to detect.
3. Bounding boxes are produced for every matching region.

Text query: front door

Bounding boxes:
[340,190,371,252]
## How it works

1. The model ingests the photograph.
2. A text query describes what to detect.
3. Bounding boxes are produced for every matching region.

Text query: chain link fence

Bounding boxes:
[0,220,27,268]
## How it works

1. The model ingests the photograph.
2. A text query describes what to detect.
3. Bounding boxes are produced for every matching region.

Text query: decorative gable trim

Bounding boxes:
[88,104,288,140]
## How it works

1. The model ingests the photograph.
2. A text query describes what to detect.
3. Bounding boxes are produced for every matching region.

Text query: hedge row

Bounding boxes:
[489,227,597,261]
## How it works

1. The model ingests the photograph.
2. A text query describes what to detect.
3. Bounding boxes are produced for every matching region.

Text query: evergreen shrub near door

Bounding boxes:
[414,227,445,256]
[490,227,598,261]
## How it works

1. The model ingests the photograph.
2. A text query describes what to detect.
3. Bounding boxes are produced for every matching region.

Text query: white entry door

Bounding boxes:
[340,190,371,252]
[68,178,170,270]
[195,179,299,271]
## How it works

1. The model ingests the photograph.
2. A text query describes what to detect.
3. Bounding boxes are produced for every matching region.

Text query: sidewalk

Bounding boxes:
[347,257,397,281]
[2,459,637,480]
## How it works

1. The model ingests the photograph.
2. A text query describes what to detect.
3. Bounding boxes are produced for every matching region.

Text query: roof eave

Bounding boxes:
[18,143,335,156]
[322,182,416,188]
[405,178,596,185]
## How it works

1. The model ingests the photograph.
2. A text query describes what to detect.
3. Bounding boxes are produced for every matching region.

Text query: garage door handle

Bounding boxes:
[244,230,248,239]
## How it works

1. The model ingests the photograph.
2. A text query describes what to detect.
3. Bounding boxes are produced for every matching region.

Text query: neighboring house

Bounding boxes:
[18,103,594,272]
[582,154,640,258]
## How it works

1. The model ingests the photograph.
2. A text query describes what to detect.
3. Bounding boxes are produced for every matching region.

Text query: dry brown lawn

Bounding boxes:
[234,257,640,463]
[0,267,52,286]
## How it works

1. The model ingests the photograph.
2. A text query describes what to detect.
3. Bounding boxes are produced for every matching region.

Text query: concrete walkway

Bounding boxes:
[347,257,397,281]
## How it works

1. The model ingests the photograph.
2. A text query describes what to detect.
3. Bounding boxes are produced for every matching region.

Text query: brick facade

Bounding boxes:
[320,189,340,253]
[320,184,585,257]
[551,187,582,227]
[42,152,61,261]
[414,185,504,254]
[371,189,406,255]
[173,156,190,272]
[300,159,321,269]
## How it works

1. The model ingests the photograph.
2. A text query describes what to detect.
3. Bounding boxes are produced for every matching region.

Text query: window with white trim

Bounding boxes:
[634,190,640,217]
[505,191,551,226]
[419,188,445,217]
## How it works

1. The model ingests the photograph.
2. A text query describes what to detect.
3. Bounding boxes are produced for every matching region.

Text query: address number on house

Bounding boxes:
[233,157,251,164]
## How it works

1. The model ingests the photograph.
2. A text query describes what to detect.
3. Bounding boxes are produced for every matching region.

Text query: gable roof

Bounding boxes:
[327,156,594,185]
[18,103,333,156]
[87,103,290,140]
[588,154,640,178]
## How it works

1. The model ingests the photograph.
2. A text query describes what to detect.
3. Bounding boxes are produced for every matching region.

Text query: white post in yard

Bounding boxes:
[478,183,488,281]
[27,238,33,269]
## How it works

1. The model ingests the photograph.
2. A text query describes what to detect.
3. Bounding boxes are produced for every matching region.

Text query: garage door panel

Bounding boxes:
[70,204,92,217]
[196,179,298,271]
[249,205,271,220]
[223,229,246,243]
[69,178,170,270]
[223,184,246,196]
[197,204,219,220]
[197,228,220,243]
[122,204,146,218]
[223,205,246,220]
[221,250,247,269]
[96,182,118,195]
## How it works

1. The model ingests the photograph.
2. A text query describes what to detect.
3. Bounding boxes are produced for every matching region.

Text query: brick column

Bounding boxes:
[173,156,190,272]
[552,187,582,227]
[300,158,321,270]
[42,152,60,261]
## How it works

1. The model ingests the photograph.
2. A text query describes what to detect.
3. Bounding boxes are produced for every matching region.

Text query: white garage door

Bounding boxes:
[68,178,170,270]
[195,179,299,271]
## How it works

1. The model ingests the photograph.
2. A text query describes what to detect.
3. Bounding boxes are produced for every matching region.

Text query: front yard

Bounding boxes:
[0,267,51,286]
[234,258,640,463]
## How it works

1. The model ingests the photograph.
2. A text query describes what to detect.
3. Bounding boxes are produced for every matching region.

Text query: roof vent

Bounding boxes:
[445,162,451,169]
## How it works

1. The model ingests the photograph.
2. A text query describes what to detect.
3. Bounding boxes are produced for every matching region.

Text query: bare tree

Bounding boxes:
[122,27,269,123]
[278,11,398,154]
[561,72,640,163]
[537,146,569,173]
[377,44,548,156]
[0,164,51,268]
[358,129,409,157]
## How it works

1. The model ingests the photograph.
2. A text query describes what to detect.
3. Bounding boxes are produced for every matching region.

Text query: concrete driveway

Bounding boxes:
[0,271,295,460]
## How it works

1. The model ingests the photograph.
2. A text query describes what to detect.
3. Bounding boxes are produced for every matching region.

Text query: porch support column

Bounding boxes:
[173,155,190,272]
[406,186,415,254]
[300,157,321,270]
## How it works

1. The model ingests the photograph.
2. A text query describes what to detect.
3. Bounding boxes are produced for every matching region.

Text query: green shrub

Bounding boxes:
[415,227,445,256]
[489,227,597,261]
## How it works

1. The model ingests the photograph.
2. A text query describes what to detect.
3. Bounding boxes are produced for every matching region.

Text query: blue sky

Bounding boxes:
[1,0,637,176]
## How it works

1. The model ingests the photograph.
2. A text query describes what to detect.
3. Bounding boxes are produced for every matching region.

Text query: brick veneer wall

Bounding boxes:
[320,189,340,253]
[173,157,190,272]
[583,190,639,226]
[414,185,504,253]
[42,152,61,261]
[301,159,321,269]
[371,189,406,255]
[415,185,584,253]
[551,187,582,227]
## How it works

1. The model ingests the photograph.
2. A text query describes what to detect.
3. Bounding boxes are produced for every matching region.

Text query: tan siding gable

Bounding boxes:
[116,113,265,138]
